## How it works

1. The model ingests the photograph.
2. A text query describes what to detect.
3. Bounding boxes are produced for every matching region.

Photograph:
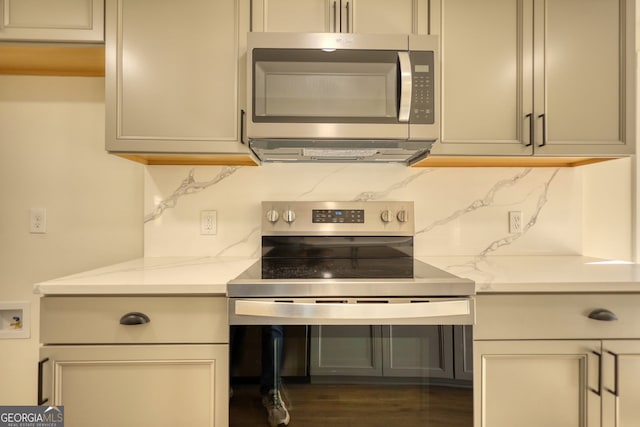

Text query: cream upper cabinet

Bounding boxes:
[0,0,104,42]
[430,0,635,157]
[105,0,251,155]
[252,0,429,35]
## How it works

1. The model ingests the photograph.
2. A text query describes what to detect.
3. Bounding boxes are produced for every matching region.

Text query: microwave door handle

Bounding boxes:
[398,52,412,123]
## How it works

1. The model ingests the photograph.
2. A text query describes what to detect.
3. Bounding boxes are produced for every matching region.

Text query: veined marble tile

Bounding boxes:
[144,164,582,257]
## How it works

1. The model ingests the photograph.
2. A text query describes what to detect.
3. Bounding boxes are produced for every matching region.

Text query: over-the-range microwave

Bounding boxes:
[245,32,440,164]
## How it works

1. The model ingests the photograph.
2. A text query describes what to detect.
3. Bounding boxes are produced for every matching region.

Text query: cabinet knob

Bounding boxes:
[588,309,618,322]
[119,312,151,325]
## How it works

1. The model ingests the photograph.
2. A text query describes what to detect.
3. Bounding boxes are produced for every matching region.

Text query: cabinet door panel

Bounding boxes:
[348,0,427,35]
[310,325,382,376]
[474,340,601,427]
[41,345,228,427]
[431,0,532,155]
[256,0,331,32]
[541,0,622,147]
[383,325,453,378]
[0,0,103,42]
[602,341,640,427]
[454,325,473,380]
[106,0,249,154]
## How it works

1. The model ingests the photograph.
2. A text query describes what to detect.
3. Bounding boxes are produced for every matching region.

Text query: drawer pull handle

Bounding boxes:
[119,312,151,325]
[588,309,618,322]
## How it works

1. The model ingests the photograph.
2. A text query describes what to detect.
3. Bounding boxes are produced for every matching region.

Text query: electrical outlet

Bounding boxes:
[30,208,47,234]
[509,211,522,234]
[200,210,217,235]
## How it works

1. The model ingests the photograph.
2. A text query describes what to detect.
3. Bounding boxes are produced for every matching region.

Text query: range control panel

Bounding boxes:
[262,201,414,236]
[312,209,364,224]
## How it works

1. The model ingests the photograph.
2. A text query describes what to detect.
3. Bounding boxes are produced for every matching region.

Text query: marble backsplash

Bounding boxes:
[144,164,581,257]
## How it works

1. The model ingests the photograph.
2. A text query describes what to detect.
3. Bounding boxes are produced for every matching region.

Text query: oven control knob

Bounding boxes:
[265,209,279,224]
[282,209,296,224]
[396,210,409,223]
[380,209,394,223]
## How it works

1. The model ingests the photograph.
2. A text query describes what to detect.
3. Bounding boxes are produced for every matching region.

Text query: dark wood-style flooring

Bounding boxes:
[230,383,472,426]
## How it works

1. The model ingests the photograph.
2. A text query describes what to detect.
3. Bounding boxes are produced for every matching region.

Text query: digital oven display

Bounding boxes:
[312,209,364,223]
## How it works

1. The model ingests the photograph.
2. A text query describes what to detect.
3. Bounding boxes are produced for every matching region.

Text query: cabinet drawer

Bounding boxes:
[40,296,228,344]
[475,294,640,340]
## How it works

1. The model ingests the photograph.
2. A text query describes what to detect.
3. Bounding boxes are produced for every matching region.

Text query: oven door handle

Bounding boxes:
[234,299,470,320]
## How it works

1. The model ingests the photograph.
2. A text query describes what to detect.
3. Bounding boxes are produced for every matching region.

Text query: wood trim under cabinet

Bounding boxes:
[412,156,618,168]
[0,44,105,77]
[116,153,259,166]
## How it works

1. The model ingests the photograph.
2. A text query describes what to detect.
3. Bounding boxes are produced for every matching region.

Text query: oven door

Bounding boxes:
[229,297,474,427]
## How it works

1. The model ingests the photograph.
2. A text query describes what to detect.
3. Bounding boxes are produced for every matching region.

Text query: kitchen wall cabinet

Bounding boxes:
[310,325,470,382]
[474,293,640,427]
[39,296,229,427]
[0,0,104,42]
[252,0,430,35]
[105,0,251,158]
[429,0,635,158]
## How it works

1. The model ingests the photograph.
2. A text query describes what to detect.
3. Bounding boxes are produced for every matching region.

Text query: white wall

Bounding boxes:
[583,158,634,261]
[0,76,144,405]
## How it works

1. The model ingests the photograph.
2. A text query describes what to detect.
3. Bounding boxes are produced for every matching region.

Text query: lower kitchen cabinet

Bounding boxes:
[475,293,640,427]
[39,295,229,427]
[39,345,228,427]
[601,341,640,427]
[310,325,470,382]
[474,340,600,427]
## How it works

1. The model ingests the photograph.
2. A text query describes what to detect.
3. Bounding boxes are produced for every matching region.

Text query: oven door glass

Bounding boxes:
[229,323,473,427]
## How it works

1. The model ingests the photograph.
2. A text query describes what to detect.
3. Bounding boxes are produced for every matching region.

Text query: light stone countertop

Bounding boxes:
[33,255,640,295]
[33,257,257,295]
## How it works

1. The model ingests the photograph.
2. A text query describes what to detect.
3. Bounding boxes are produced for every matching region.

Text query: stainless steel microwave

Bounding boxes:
[245,32,440,164]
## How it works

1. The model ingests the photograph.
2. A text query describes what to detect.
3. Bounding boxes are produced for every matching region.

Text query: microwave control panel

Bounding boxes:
[409,51,435,124]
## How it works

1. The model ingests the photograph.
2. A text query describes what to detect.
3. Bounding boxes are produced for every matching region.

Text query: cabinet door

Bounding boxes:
[454,325,473,381]
[344,0,429,35]
[252,0,332,32]
[40,345,228,427]
[0,0,103,42]
[535,0,635,156]
[429,0,534,156]
[382,325,453,378]
[602,341,640,427]
[310,325,383,377]
[105,0,250,155]
[253,0,428,34]
[474,340,601,427]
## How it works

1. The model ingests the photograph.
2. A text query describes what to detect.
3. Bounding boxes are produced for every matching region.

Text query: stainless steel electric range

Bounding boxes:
[228,201,475,325]
[228,201,475,427]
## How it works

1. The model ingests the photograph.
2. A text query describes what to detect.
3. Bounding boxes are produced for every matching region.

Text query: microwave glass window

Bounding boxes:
[256,62,396,118]
[252,49,401,124]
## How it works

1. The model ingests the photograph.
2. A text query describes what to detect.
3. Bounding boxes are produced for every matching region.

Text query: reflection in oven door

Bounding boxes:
[229,321,473,427]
